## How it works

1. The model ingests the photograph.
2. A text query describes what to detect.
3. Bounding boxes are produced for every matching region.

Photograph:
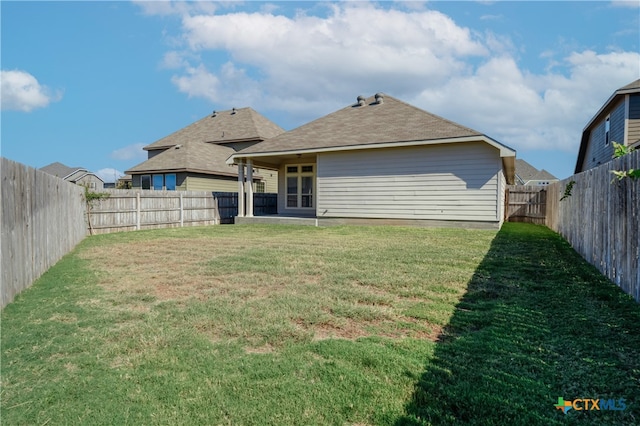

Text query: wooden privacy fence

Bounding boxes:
[1,158,87,308]
[88,189,220,234]
[213,192,278,224]
[88,191,278,233]
[505,185,547,225]
[546,150,639,302]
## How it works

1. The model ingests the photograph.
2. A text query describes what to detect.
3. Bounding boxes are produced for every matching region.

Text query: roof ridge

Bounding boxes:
[382,94,484,136]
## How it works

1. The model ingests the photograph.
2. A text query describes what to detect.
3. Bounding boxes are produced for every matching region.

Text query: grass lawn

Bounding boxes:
[1,222,639,425]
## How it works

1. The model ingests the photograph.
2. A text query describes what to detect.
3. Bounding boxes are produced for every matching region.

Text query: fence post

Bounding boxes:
[179,192,184,227]
[136,192,141,230]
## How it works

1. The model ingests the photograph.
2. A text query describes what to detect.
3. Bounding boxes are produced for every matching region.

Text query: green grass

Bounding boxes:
[1,223,639,425]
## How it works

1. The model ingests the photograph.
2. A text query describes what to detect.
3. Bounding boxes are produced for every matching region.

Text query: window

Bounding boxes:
[153,174,164,190]
[89,182,96,189]
[255,181,266,193]
[605,115,611,146]
[141,175,151,190]
[165,174,176,191]
[285,164,314,209]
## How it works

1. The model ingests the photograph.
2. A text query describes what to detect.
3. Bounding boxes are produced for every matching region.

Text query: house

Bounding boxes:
[126,107,284,192]
[40,162,104,190]
[117,175,132,189]
[575,79,640,173]
[515,159,558,186]
[227,93,516,229]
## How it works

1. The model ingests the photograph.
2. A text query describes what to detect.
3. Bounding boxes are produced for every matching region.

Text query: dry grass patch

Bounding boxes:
[76,225,489,347]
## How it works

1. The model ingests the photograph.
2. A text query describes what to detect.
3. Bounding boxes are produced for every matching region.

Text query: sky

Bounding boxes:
[1,1,639,182]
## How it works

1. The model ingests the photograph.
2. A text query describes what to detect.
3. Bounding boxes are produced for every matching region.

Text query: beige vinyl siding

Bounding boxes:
[316,142,501,222]
[628,94,640,147]
[184,175,238,192]
[256,168,278,193]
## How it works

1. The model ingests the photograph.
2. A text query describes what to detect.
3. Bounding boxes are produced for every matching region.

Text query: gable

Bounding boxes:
[144,107,284,151]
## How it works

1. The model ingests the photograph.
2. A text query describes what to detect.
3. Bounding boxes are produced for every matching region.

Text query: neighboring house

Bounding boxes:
[126,107,284,192]
[575,78,640,173]
[228,93,516,229]
[117,175,132,189]
[40,162,104,190]
[515,159,558,186]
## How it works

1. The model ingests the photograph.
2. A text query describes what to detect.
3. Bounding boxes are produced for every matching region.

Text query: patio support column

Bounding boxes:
[246,159,254,217]
[237,160,245,218]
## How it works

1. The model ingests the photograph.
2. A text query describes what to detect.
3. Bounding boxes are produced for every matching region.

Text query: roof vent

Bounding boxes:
[231,107,237,115]
[374,93,384,104]
[357,95,366,106]
[211,110,217,117]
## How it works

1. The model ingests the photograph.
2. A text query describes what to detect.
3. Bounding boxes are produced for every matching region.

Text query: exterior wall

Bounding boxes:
[256,168,278,193]
[277,160,317,217]
[75,174,104,190]
[147,148,168,159]
[132,170,276,193]
[628,94,640,148]
[184,175,238,192]
[581,99,626,171]
[315,142,502,223]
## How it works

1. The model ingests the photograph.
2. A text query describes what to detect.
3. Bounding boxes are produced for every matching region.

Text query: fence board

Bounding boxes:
[88,189,220,234]
[505,185,547,225]
[546,150,639,302]
[1,158,87,308]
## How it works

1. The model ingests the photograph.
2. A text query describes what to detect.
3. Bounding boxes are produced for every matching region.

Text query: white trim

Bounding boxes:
[237,161,245,217]
[246,159,254,217]
[227,135,516,165]
[624,94,630,146]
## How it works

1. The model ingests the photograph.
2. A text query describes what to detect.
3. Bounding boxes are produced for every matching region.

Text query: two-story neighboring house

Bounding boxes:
[575,79,640,173]
[40,162,104,190]
[126,107,284,192]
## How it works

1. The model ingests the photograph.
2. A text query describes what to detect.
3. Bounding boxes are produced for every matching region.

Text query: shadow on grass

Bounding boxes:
[397,223,640,426]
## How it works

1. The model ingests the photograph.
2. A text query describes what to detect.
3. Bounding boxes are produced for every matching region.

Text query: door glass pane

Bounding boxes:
[165,174,176,190]
[301,176,313,194]
[141,175,151,190]
[287,177,297,194]
[153,174,164,190]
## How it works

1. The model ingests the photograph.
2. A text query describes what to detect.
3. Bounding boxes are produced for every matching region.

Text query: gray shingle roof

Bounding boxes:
[40,162,82,178]
[144,107,285,151]
[128,107,284,176]
[126,140,238,176]
[515,159,557,184]
[40,162,104,183]
[237,94,484,155]
[619,79,640,91]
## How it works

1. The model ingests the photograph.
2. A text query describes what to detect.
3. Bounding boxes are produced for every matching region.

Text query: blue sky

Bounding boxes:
[2,1,639,182]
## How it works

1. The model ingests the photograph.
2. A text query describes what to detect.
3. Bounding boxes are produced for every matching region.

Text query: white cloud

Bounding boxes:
[110,143,147,161]
[168,4,488,109]
[149,2,639,154]
[610,1,640,9]
[0,70,62,112]
[133,0,220,17]
[418,51,640,152]
[96,168,124,183]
